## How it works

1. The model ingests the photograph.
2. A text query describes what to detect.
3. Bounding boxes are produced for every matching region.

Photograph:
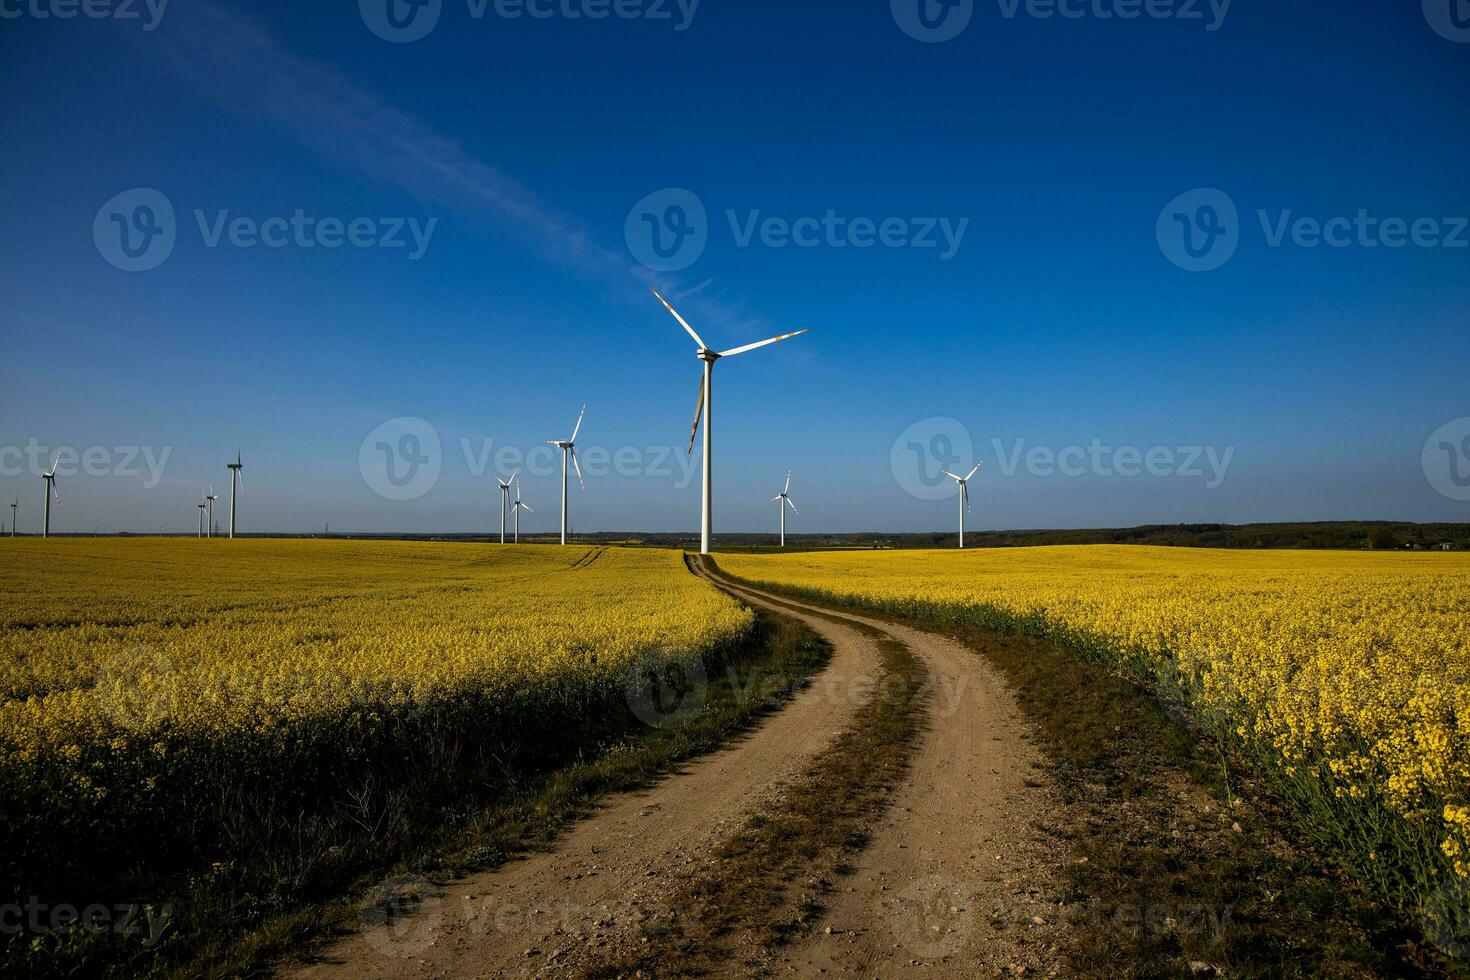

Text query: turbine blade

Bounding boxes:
[784,469,791,494]
[523,503,534,512]
[47,454,60,477]
[786,498,798,514]
[963,483,971,512]
[653,290,707,349]
[571,449,585,489]
[509,468,520,485]
[771,495,783,502]
[688,371,706,454]
[570,405,585,443]
[941,469,961,481]
[966,463,982,481]
[717,328,807,359]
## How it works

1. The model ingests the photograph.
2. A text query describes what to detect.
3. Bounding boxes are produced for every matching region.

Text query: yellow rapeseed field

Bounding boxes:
[0,538,750,899]
[718,546,1470,890]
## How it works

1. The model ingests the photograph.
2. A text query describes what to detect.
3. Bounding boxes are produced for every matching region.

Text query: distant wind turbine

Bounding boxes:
[205,485,220,539]
[9,499,16,538]
[495,468,520,544]
[197,502,207,538]
[227,449,243,539]
[942,463,982,549]
[41,455,59,538]
[653,290,808,555]
[772,469,798,548]
[511,479,533,543]
[546,405,585,545]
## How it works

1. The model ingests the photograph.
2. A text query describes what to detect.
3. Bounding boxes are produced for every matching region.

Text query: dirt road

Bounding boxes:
[287,559,1057,978]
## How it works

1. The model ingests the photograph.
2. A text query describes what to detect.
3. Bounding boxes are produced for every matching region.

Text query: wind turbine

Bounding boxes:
[942,463,982,549]
[205,485,219,539]
[227,449,243,539]
[511,479,533,543]
[653,290,808,555]
[9,499,16,538]
[546,406,585,545]
[772,469,798,548]
[41,455,59,538]
[197,502,207,538]
[495,469,519,544]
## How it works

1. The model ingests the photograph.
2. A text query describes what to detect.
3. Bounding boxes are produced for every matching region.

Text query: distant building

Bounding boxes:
[1436,542,1458,551]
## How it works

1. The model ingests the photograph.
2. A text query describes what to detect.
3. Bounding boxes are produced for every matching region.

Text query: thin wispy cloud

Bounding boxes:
[152,1,762,329]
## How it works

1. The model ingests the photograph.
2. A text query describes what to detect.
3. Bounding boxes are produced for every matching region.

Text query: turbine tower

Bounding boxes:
[41,455,59,538]
[511,479,533,543]
[495,469,519,544]
[9,499,16,537]
[197,502,207,538]
[227,449,243,539]
[653,291,807,555]
[205,485,220,539]
[772,469,798,547]
[546,405,585,545]
[942,463,982,549]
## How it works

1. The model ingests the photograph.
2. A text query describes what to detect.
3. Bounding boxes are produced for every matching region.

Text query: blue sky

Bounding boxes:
[1,0,1467,535]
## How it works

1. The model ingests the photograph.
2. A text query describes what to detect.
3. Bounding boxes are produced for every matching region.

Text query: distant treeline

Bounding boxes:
[108,521,1470,551]
[572,521,1470,552]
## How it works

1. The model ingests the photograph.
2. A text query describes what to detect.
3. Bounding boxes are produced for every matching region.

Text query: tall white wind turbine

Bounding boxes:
[41,455,59,538]
[197,502,207,538]
[772,469,798,548]
[546,405,585,545]
[205,485,220,538]
[495,468,519,544]
[227,449,243,539]
[9,499,16,537]
[653,291,807,555]
[511,478,533,543]
[942,463,982,549]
